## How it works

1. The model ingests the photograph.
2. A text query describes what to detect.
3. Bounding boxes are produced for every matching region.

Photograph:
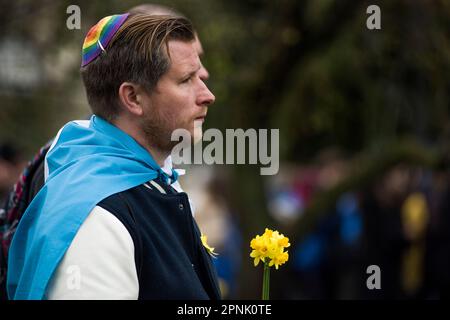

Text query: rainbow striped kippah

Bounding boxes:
[81,13,130,67]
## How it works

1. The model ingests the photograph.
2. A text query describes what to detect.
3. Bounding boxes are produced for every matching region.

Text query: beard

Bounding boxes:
[140,107,199,155]
[192,120,203,144]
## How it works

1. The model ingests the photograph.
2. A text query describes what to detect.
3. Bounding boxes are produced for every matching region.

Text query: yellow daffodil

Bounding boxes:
[250,228,290,268]
[250,235,268,266]
[250,228,290,299]
[269,251,289,270]
[201,234,218,258]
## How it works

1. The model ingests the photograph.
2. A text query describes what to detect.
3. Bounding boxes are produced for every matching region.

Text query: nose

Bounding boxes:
[196,80,215,107]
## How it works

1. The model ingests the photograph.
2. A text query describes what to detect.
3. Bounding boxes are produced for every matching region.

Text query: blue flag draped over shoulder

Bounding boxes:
[7,115,178,299]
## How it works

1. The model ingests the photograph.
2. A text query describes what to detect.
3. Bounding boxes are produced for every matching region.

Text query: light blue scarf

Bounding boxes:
[7,115,178,299]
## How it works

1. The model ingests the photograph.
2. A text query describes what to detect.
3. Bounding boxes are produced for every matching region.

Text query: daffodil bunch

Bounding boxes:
[250,228,290,300]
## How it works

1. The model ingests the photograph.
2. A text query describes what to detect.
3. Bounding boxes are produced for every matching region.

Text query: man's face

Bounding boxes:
[140,39,215,153]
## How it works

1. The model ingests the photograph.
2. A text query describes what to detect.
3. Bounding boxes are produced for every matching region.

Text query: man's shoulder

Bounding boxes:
[94,184,150,250]
[97,179,179,219]
[97,183,148,217]
[95,179,187,249]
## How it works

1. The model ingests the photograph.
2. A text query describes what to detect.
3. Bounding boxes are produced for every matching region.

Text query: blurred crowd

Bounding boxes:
[1,141,449,299]
[267,150,450,299]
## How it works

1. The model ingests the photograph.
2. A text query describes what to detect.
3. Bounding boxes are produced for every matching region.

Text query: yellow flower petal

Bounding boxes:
[201,234,218,258]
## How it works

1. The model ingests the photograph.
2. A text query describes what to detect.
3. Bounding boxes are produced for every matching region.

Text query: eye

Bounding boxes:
[181,76,193,84]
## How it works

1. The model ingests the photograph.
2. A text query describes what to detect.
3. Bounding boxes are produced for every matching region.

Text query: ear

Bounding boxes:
[118,82,148,116]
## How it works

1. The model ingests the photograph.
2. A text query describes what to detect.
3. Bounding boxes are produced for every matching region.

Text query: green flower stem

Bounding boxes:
[262,262,270,300]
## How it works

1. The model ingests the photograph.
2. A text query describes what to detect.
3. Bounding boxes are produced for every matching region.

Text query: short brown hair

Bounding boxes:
[128,4,183,17]
[80,14,195,121]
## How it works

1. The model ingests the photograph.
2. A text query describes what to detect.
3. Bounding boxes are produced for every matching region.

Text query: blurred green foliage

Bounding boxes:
[1,0,448,157]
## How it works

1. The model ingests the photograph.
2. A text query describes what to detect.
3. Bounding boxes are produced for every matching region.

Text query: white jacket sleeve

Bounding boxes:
[45,206,139,300]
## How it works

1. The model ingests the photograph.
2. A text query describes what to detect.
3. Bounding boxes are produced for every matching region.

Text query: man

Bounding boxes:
[8,4,209,204]
[7,13,220,300]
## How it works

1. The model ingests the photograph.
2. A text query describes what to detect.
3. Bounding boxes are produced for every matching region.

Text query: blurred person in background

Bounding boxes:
[417,164,450,299]
[0,143,25,204]
[183,167,242,298]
